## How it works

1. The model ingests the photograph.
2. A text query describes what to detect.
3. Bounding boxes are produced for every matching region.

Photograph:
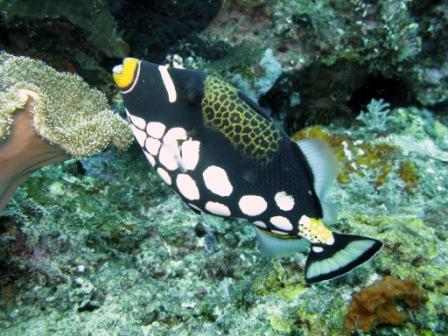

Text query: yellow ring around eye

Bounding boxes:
[112,57,140,90]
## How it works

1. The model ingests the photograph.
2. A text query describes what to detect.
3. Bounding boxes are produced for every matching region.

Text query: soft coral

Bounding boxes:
[344,275,428,333]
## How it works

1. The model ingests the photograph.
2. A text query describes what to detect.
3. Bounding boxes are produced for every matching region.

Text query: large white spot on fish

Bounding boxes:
[312,246,324,253]
[253,220,267,229]
[203,166,233,197]
[128,113,146,129]
[181,140,200,170]
[159,65,177,103]
[205,201,231,216]
[163,127,187,143]
[274,191,295,211]
[157,167,171,185]
[143,151,156,167]
[145,137,161,156]
[159,144,178,170]
[239,195,267,216]
[176,174,200,200]
[270,216,293,231]
[146,122,166,139]
[130,124,147,147]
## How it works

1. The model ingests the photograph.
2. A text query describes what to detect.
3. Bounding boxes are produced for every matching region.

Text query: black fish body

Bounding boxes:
[113,58,382,283]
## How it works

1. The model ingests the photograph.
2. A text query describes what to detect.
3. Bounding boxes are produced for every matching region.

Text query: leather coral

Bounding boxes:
[0,52,133,212]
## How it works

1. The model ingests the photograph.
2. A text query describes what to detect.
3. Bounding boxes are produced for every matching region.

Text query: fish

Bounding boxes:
[112,58,382,283]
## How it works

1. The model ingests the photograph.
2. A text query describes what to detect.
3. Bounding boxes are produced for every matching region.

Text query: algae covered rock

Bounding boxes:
[0,99,447,335]
[0,52,133,212]
[0,0,129,58]
[201,0,447,130]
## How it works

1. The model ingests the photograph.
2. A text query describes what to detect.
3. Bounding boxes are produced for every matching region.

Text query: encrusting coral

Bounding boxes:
[344,275,428,334]
[0,52,133,212]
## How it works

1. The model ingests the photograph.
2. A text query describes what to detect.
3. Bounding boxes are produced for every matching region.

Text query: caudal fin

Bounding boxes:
[305,232,382,284]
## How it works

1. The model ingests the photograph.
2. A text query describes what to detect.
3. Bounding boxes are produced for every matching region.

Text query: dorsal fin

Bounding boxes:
[255,228,309,258]
[296,139,339,224]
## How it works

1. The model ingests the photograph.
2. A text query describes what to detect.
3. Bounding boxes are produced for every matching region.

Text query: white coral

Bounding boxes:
[356,98,391,132]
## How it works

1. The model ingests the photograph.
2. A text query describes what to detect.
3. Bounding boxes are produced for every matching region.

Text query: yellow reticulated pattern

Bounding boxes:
[298,215,335,245]
[201,76,281,162]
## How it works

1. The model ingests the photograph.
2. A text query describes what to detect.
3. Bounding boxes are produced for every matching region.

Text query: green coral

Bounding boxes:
[267,314,294,332]
[252,261,306,301]
[0,52,133,156]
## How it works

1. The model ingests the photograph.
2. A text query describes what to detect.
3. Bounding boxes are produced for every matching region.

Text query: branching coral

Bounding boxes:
[356,98,391,133]
[344,276,428,333]
[0,52,133,212]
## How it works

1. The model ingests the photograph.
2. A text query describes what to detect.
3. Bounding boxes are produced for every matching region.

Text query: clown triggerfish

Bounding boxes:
[112,58,382,283]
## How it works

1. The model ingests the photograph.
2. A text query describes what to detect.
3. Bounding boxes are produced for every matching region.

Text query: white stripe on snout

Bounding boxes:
[158,65,177,103]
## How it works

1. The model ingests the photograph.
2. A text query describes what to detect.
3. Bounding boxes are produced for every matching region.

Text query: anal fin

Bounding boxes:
[255,228,309,258]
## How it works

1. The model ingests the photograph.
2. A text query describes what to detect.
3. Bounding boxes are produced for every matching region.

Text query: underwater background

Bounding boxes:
[0,0,447,335]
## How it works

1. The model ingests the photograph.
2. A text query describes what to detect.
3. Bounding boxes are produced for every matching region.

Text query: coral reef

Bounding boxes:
[1,0,445,126]
[344,275,428,333]
[0,52,133,212]
[409,1,448,106]
[0,1,447,335]
[201,0,447,129]
[0,0,129,58]
[0,0,221,95]
[0,102,446,335]
[292,124,410,188]
[111,0,221,62]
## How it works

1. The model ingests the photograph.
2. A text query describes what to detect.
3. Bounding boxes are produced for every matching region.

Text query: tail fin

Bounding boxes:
[305,232,382,284]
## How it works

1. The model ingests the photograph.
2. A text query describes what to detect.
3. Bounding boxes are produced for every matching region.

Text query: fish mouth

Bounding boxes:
[112,57,140,91]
